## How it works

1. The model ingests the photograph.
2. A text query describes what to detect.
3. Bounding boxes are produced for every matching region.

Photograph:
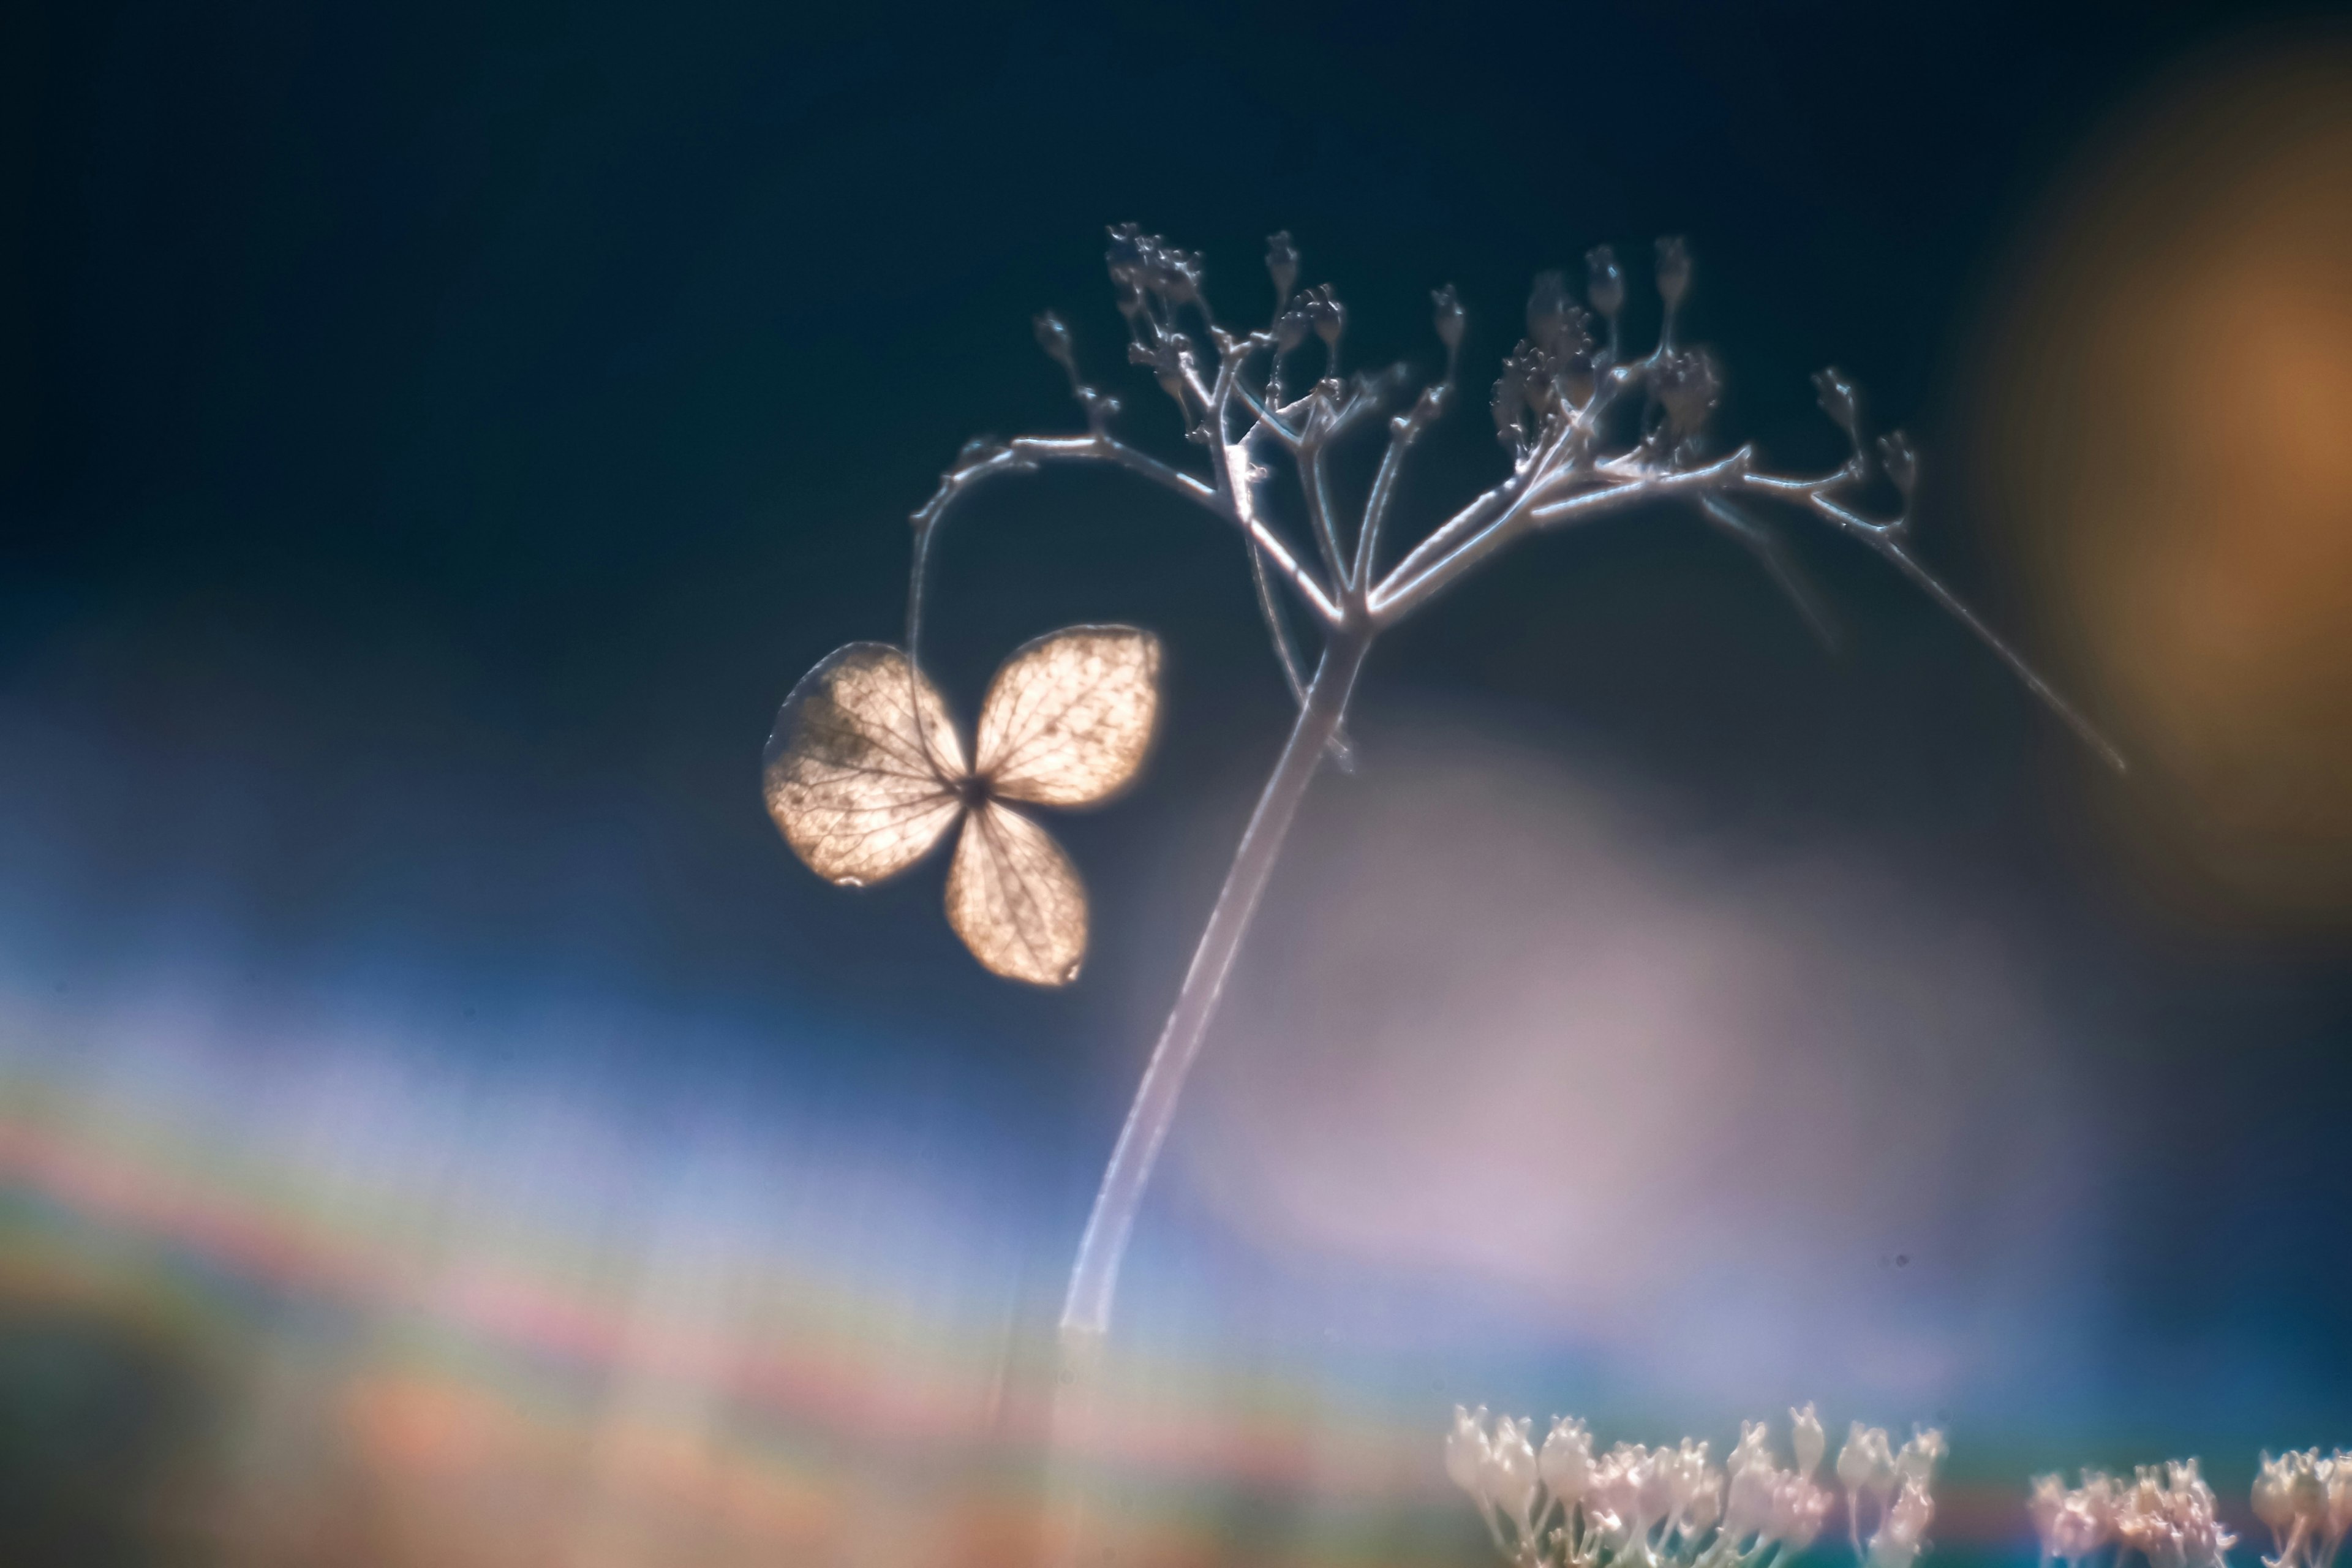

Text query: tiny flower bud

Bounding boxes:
[1446,1406,1492,1498]
[1725,1457,1776,1540]
[1542,1415,1594,1503]
[1839,1423,1896,1496]
[2255,1452,2296,1534]
[1814,368,1863,443]
[1773,1474,1834,1551]
[1315,298,1346,350]
[1654,347,1724,436]
[1687,1472,1724,1538]
[1033,310,1076,369]
[1656,236,1693,311]
[1431,284,1466,350]
[1492,347,1537,445]
[1869,1479,1936,1568]
[1896,1428,1946,1488]
[1483,1415,1543,1534]
[2031,1474,2068,1551]
[1527,270,1572,348]
[1877,431,1919,497]
[1586,244,1626,319]
[1265,231,1298,301]
[1792,1404,1826,1479]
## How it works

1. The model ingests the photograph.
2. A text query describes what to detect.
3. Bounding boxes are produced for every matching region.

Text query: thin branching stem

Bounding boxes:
[1059,630,1371,1338]
[895,225,2124,1398]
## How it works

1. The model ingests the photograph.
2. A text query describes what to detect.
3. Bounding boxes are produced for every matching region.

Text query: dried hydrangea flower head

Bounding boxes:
[772,224,2125,1388]
[764,626,1161,986]
[1447,1406,1905,1568]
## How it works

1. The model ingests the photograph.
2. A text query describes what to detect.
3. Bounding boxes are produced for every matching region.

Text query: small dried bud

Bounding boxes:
[1307,284,1346,349]
[1653,346,1724,436]
[2031,1474,2068,1548]
[1814,368,1862,443]
[1527,270,1573,349]
[1484,1416,1543,1534]
[1105,222,1204,306]
[1106,222,1144,274]
[1492,352,1531,444]
[1656,235,1693,310]
[1431,284,1466,351]
[1541,1415,1595,1503]
[1559,349,1597,411]
[1773,1476,1835,1552]
[1839,1423,1897,1496]
[1877,431,1919,497]
[1033,310,1075,369]
[1586,244,1626,318]
[1792,1404,1826,1479]
[1266,231,1299,302]
[1869,1479,1936,1568]
[1896,1428,1946,1488]
[1447,1406,1491,1497]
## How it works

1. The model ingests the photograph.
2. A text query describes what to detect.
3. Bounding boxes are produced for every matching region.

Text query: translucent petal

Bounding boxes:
[973,625,1163,807]
[944,801,1088,986]
[763,643,968,888]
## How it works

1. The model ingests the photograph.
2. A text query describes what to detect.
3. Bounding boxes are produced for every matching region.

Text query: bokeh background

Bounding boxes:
[4,2,2350,1564]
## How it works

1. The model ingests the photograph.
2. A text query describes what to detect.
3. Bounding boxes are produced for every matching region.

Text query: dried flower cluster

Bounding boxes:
[2253,1451,2352,1568]
[773,222,2121,1367]
[2030,1463,2236,1568]
[2033,1451,2350,1568]
[1447,1406,1942,1568]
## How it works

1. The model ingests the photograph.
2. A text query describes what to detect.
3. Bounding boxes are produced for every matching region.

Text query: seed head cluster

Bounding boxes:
[1446,1406,1942,1568]
[2031,1448,2350,1568]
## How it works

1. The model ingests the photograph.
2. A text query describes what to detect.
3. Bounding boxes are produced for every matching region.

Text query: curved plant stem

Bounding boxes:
[1042,630,1368,1568]
[1059,630,1370,1342]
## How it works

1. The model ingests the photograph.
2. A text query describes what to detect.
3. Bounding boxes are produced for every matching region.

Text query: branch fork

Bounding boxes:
[891,225,2123,1351]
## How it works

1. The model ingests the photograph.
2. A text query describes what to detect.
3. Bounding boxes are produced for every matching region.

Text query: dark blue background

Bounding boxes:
[3,3,2347,1554]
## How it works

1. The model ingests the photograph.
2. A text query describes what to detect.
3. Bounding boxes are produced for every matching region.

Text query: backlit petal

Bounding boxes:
[944,800,1087,986]
[763,643,967,887]
[973,625,1162,807]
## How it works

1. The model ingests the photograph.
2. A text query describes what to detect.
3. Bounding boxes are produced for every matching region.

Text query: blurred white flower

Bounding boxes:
[1897,1428,1947,1488]
[1665,1439,1717,1540]
[2250,1449,2352,1568]
[2324,1452,2352,1544]
[1793,1404,1827,1479]
[1449,1410,1947,1568]
[1841,1423,1898,1498]
[2255,1453,2294,1538]
[2062,1473,2122,1562]
[1449,1404,1494,1498]
[1446,1406,1936,1568]
[1773,1472,1836,1552]
[2086,1457,2236,1568]
[1868,1479,1936,1568]
[1543,1414,1596,1506]
[2034,1475,2070,1564]
[1487,1415,1545,1537]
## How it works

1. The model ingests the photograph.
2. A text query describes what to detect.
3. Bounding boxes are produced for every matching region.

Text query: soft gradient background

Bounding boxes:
[4,3,2349,1565]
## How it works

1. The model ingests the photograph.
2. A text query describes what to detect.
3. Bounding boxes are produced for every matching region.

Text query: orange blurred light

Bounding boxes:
[1973,39,2352,924]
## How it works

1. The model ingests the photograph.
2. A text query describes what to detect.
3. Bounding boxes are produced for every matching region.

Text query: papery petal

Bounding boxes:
[945,801,1088,986]
[764,643,967,886]
[974,625,1162,807]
